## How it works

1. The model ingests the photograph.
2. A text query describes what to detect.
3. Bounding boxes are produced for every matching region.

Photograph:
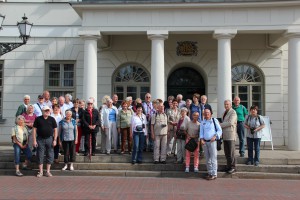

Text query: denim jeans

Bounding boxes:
[132,131,145,163]
[13,143,32,165]
[237,121,245,155]
[247,137,261,164]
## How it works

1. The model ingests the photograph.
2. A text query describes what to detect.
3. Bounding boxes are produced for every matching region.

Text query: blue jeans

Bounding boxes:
[132,131,145,163]
[247,137,261,164]
[237,121,245,155]
[203,141,218,176]
[13,143,32,165]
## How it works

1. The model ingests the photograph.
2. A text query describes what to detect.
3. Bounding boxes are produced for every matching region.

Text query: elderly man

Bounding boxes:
[151,99,168,164]
[43,90,52,108]
[33,95,46,117]
[65,94,74,110]
[199,108,222,180]
[176,94,186,109]
[199,95,213,121]
[220,100,237,174]
[142,93,154,152]
[233,96,248,157]
[112,94,120,109]
[15,95,31,117]
[32,106,58,177]
[58,96,69,118]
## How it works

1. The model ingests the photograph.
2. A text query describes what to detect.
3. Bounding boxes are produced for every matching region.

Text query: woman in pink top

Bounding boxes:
[22,104,37,150]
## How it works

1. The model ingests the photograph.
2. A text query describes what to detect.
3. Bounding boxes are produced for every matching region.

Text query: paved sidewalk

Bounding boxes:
[0,176,299,200]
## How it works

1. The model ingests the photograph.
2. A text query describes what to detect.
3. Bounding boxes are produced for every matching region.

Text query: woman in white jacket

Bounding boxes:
[101,98,119,155]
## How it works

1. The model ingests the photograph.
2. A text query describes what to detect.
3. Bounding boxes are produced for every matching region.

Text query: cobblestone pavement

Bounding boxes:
[0,176,299,200]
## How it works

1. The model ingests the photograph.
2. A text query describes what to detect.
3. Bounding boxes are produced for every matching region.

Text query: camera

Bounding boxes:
[250,128,255,134]
[136,125,143,131]
[161,124,167,128]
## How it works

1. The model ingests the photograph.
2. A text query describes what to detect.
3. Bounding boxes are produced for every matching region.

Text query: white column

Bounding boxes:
[147,30,168,101]
[213,30,236,117]
[79,31,100,106]
[285,32,300,150]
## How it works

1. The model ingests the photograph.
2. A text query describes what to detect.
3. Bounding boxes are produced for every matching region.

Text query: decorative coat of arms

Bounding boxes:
[176,41,198,56]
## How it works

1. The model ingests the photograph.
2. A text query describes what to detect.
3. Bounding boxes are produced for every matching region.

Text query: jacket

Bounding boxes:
[82,109,100,133]
[101,106,118,128]
[220,108,237,141]
[71,107,84,126]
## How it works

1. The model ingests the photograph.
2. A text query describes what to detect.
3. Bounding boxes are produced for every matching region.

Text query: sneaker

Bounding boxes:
[70,165,74,171]
[185,167,189,173]
[254,162,259,167]
[62,165,68,171]
[207,175,217,180]
[240,153,245,157]
[45,172,53,177]
[132,161,136,165]
[154,161,159,164]
[194,168,199,173]
[15,171,23,177]
[161,161,166,164]
[36,172,43,178]
[227,168,236,174]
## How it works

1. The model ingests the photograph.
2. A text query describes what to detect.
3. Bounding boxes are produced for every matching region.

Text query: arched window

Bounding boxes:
[112,64,150,102]
[232,63,264,114]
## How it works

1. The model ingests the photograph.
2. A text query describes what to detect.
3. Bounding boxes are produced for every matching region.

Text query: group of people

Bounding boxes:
[12,91,265,180]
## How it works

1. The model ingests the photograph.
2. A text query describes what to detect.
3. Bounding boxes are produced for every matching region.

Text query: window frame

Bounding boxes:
[112,63,150,102]
[0,61,3,119]
[231,63,265,115]
[45,61,76,98]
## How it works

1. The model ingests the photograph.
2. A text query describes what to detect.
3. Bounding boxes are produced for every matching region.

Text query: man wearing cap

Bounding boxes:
[33,95,46,117]
[32,106,58,177]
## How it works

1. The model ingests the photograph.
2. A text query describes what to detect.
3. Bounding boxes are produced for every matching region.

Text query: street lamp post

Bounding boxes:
[0,14,33,56]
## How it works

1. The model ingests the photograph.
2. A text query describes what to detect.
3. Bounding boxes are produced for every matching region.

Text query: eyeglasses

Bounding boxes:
[44,110,50,112]
[87,103,93,105]
[146,96,151,98]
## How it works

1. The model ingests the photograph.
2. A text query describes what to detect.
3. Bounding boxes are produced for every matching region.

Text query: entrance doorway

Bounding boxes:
[167,67,205,100]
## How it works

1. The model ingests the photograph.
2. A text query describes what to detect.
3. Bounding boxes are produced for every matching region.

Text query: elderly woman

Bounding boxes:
[22,104,37,150]
[82,98,100,156]
[51,104,63,163]
[12,115,32,176]
[185,112,200,173]
[71,98,84,155]
[244,105,265,166]
[130,103,147,164]
[101,98,118,154]
[59,110,78,171]
[166,99,181,156]
[117,101,133,154]
[174,107,190,164]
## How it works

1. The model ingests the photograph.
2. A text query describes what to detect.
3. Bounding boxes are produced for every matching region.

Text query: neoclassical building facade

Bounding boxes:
[0,0,300,150]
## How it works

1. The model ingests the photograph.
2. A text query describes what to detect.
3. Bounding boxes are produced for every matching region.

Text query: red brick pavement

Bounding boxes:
[0,176,299,200]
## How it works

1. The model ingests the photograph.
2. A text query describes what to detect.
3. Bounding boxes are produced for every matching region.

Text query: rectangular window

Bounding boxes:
[45,62,76,98]
[0,61,3,118]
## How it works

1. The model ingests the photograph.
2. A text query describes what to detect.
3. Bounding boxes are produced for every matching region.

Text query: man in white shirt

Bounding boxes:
[43,90,52,108]
[199,108,222,180]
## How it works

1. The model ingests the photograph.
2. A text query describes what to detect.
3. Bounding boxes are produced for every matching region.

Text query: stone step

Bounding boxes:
[1,162,299,174]
[1,169,300,180]
[1,153,299,165]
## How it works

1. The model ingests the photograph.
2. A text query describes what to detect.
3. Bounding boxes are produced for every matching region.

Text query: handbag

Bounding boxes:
[185,138,197,152]
[176,129,186,140]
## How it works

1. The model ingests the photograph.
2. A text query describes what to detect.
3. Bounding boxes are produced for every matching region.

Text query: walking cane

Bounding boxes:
[89,111,93,162]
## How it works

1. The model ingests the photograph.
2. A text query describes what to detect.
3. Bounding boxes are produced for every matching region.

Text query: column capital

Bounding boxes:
[147,30,168,40]
[284,29,300,39]
[213,29,237,40]
[78,29,101,40]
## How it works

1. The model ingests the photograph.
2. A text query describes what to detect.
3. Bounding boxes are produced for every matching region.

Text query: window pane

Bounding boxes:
[252,94,261,101]
[238,86,248,93]
[63,80,73,87]
[49,64,60,71]
[49,80,60,87]
[114,86,124,102]
[64,64,74,71]
[252,86,261,93]
[140,87,150,100]
[127,86,137,100]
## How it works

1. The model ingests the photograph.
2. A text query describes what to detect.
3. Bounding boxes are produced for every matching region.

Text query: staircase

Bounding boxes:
[1,147,300,179]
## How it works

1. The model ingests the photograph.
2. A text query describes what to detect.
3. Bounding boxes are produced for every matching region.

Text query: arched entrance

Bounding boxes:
[167,67,205,100]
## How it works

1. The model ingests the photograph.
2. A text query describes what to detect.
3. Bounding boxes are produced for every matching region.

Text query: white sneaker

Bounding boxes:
[70,163,74,171]
[62,165,68,171]
[185,167,189,173]
[194,168,199,173]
